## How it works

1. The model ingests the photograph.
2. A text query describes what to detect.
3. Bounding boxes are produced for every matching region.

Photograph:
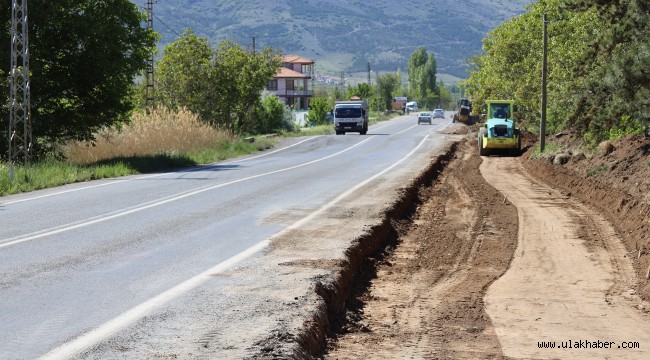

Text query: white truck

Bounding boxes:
[334,100,369,135]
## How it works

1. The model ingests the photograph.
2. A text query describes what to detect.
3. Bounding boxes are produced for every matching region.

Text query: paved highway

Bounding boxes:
[0,112,456,359]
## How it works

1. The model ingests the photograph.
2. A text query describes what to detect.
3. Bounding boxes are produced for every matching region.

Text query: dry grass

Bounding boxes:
[63,107,234,164]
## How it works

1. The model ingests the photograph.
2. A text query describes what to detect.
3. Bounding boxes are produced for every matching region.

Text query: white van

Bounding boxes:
[406,101,419,112]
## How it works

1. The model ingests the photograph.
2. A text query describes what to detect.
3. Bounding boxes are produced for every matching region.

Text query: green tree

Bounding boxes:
[0,0,156,156]
[437,81,453,110]
[567,0,650,141]
[156,29,213,119]
[345,83,373,100]
[211,41,282,132]
[306,97,330,126]
[463,0,598,132]
[407,47,438,107]
[156,34,282,133]
[377,73,399,111]
[254,92,293,133]
[407,47,427,96]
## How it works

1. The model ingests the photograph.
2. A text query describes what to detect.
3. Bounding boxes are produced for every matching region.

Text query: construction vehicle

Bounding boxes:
[477,100,521,156]
[452,98,472,123]
[334,99,369,135]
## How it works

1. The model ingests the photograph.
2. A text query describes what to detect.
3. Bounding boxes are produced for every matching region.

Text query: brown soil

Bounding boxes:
[522,133,650,301]
[324,139,518,359]
[321,132,650,359]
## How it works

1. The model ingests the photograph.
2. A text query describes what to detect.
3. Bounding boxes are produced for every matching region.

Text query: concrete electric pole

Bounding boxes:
[540,12,548,152]
[9,0,32,179]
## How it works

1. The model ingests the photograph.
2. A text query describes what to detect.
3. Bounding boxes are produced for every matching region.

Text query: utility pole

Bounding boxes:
[9,0,32,178]
[376,71,380,114]
[339,71,345,95]
[145,0,155,114]
[367,62,371,86]
[252,36,256,55]
[540,12,548,152]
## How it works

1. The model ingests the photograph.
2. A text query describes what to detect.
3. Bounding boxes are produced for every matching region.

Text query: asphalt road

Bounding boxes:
[0,112,455,359]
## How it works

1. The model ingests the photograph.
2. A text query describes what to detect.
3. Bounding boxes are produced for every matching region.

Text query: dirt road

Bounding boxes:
[482,155,650,359]
[325,138,650,359]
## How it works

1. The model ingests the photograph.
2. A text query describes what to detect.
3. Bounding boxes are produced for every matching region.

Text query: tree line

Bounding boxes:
[0,1,290,160]
[1,1,459,160]
[151,29,292,134]
[463,0,649,144]
[306,47,454,126]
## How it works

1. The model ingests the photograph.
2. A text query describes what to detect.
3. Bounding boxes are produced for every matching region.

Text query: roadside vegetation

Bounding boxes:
[463,0,649,147]
[0,1,455,196]
[0,108,275,196]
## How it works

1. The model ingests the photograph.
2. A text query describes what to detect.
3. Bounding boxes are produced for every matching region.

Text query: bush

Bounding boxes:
[306,97,330,127]
[254,93,295,134]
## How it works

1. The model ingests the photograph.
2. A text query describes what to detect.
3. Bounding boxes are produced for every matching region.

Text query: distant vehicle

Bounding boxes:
[417,111,432,125]
[452,98,472,123]
[432,109,444,119]
[334,99,369,135]
[406,101,419,112]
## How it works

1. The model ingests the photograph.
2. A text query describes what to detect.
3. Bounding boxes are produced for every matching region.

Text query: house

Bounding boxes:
[267,55,314,110]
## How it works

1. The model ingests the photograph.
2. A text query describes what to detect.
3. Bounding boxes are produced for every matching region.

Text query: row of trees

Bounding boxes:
[1,1,458,158]
[463,0,649,143]
[0,1,293,160]
[306,47,454,125]
[153,30,292,134]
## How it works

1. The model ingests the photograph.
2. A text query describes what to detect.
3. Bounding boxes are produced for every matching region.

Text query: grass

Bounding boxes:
[0,107,402,196]
[586,163,609,177]
[531,142,562,158]
[0,108,275,196]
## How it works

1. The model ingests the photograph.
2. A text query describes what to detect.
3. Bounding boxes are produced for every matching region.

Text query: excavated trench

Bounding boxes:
[273,142,460,358]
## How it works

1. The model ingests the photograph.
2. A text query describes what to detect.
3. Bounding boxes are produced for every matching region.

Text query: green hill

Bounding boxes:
[144,0,531,78]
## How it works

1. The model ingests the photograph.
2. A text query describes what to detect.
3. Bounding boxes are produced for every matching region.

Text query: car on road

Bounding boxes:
[432,109,445,119]
[417,111,432,125]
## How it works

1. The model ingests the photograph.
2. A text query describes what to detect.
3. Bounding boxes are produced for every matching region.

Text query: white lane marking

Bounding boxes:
[219,136,319,165]
[39,132,433,360]
[0,174,162,206]
[1,137,320,206]
[0,137,375,249]
[38,239,269,360]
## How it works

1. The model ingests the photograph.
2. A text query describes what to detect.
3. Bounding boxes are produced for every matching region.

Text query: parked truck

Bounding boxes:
[334,99,369,135]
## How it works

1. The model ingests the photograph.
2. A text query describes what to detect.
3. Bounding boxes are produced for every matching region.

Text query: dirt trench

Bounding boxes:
[321,136,650,359]
[322,138,519,359]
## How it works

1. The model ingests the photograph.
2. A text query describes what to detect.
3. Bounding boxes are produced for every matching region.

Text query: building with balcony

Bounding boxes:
[267,55,314,110]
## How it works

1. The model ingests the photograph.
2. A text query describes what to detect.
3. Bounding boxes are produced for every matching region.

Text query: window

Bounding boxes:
[335,107,362,118]
[267,79,278,91]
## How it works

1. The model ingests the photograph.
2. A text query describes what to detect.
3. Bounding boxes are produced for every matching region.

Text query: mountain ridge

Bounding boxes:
[144,0,531,78]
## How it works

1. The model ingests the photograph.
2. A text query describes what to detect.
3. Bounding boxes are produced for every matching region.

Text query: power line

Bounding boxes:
[153,14,181,37]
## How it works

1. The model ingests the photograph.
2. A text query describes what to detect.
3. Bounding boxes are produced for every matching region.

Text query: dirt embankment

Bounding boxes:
[521,133,650,300]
